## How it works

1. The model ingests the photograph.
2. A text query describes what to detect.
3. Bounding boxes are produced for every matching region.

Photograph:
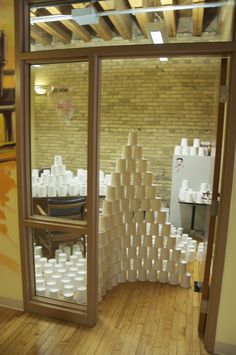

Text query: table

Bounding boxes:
[178,200,210,231]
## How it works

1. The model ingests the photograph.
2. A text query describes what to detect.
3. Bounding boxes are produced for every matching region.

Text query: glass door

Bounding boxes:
[17,58,99,326]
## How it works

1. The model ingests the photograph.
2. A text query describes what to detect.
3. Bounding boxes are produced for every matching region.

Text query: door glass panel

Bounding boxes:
[30,62,88,222]
[33,227,87,305]
[29,0,235,52]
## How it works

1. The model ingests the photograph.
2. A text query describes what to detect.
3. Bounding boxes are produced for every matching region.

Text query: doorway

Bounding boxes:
[97,55,227,347]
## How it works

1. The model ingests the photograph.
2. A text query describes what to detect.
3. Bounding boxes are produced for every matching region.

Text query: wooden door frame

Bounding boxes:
[15,0,236,346]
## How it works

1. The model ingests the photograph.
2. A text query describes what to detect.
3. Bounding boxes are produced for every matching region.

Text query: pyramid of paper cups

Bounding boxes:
[98,132,195,300]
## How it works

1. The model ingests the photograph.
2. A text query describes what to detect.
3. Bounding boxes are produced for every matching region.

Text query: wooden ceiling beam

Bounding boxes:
[72,4,113,41]
[99,0,132,39]
[31,25,52,45]
[128,0,154,38]
[46,6,92,42]
[31,9,71,44]
[192,0,204,36]
[160,0,177,37]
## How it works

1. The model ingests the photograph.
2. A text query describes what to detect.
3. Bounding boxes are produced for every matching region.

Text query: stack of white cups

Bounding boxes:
[34,242,87,304]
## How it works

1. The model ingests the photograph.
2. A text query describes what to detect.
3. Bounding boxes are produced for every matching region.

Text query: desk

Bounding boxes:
[178,200,210,231]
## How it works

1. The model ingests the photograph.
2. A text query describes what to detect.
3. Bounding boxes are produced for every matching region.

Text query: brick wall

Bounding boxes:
[33,57,220,204]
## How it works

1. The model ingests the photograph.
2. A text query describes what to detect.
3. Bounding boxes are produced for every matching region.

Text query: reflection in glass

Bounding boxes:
[30,0,235,51]
[30,62,88,220]
[33,228,87,305]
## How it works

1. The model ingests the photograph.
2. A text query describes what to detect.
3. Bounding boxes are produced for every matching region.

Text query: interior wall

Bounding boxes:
[215,150,236,355]
[0,0,23,309]
[34,57,220,204]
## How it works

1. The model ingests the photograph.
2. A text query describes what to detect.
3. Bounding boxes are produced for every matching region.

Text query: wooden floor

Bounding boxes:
[0,263,209,355]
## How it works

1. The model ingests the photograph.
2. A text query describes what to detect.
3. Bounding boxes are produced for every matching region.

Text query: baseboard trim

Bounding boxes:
[215,341,236,355]
[0,296,24,311]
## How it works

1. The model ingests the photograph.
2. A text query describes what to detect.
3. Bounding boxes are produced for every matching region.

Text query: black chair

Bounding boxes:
[37,197,87,258]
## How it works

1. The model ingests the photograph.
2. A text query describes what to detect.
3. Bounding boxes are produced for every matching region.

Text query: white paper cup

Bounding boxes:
[116,159,126,173]
[162,223,171,237]
[148,270,158,282]
[193,138,200,148]
[138,246,147,259]
[149,246,158,259]
[76,286,87,304]
[190,146,198,156]
[155,235,164,248]
[130,198,140,211]
[127,223,136,235]
[166,260,176,273]
[126,159,136,173]
[198,147,205,156]
[132,145,142,159]
[160,248,170,261]
[121,172,131,186]
[143,235,152,247]
[128,132,138,146]
[132,172,142,185]
[159,270,169,283]
[153,259,163,271]
[177,260,188,274]
[140,199,150,211]
[147,186,157,199]
[133,235,141,247]
[157,210,167,225]
[128,269,137,282]
[111,172,121,187]
[135,185,145,199]
[145,211,154,223]
[36,287,46,296]
[49,287,60,299]
[133,258,142,270]
[143,172,153,186]
[119,198,129,212]
[137,159,147,173]
[122,145,132,159]
[128,247,137,259]
[125,185,135,199]
[180,138,188,147]
[137,223,146,235]
[174,145,182,155]
[134,211,144,223]
[169,272,179,285]
[180,272,191,288]
[118,271,127,283]
[116,186,125,199]
[143,258,152,270]
[106,186,116,201]
[166,236,176,249]
[138,268,147,281]
[150,223,159,236]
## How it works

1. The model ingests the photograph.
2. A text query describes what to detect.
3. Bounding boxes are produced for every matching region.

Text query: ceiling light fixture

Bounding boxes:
[146,22,169,44]
[160,57,168,62]
[30,1,230,25]
[34,85,53,95]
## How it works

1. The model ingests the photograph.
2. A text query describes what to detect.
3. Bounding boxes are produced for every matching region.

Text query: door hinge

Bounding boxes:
[211,200,219,217]
[201,300,208,314]
[220,85,229,103]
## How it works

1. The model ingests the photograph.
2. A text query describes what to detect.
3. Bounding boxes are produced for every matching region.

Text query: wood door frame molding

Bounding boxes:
[14,0,236,346]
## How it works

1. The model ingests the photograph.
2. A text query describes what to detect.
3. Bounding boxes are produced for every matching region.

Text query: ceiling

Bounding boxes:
[29,0,233,48]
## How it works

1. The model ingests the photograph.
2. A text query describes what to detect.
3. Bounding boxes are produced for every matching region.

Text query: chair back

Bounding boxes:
[47,197,86,220]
